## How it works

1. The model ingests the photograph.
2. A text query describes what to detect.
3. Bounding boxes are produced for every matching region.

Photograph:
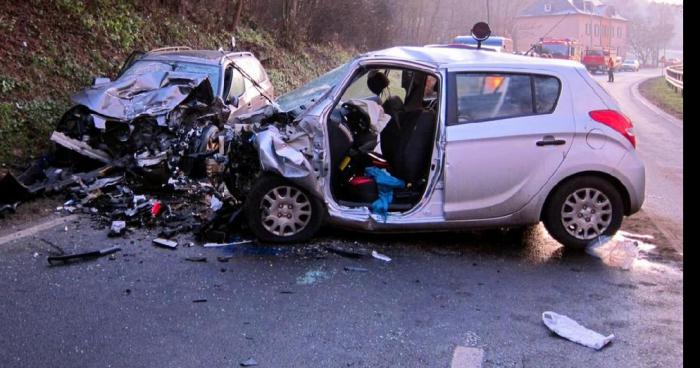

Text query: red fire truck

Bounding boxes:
[532,38,583,61]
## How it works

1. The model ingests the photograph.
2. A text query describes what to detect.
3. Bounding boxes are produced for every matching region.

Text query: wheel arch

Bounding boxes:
[539,171,632,221]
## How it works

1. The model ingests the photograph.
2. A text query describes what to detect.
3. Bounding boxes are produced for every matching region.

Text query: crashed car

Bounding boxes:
[234,33,645,248]
[53,46,273,183]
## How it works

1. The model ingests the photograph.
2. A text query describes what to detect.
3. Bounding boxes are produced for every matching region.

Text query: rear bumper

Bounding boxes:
[617,150,645,214]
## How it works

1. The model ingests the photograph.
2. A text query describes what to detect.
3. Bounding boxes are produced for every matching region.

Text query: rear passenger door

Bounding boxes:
[443,70,574,220]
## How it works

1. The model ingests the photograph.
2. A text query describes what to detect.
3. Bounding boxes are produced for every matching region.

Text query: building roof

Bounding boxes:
[517,0,627,21]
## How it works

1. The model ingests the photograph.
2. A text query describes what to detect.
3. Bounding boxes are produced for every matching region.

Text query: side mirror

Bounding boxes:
[227,95,239,108]
[92,77,111,86]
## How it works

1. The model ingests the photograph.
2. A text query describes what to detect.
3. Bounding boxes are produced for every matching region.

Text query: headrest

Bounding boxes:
[367,70,390,95]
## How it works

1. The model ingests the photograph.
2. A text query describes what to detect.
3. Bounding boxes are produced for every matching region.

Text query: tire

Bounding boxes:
[542,176,624,249]
[244,175,324,243]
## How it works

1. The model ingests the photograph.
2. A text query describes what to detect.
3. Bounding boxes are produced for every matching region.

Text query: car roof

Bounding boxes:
[141,49,256,65]
[363,46,583,70]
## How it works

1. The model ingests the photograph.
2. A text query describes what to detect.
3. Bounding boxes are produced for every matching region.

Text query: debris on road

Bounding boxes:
[344,266,369,272]
[108,220,126,237]
[217,255,233,263]
[296,268,331,285]
[152,238,178,249]
[192,299,208,303]
[371,250,392,262]
[203,239,253,248]
[240,358,259,367]
[47,246,121,265]
[542,311,614,350]
[586,235,639,270]
[184,257,207,262]
[324,244,367,258]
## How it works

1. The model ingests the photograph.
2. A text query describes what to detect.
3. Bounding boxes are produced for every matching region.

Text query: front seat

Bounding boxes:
[380,72,436,186]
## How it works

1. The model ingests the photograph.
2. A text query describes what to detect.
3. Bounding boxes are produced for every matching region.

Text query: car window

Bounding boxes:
[533,75,560,113]
[236,57,266,83]
[341,71,374,101]
[228,69,245,98]
[455,73,533,123]
[453,73,561,124]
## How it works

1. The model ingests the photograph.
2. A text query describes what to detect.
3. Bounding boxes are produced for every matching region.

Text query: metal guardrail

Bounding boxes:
[665,65,683,94]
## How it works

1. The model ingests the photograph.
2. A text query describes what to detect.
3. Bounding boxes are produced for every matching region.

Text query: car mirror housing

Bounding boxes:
[227,95,239,108]
[92,77,111,86]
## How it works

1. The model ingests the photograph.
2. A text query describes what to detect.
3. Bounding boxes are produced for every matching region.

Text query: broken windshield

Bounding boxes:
[120,60,221,96]
[275,61,353,112]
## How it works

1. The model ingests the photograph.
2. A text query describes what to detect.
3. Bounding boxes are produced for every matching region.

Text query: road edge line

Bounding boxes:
[630,76,683,129]
[0,215,78,246]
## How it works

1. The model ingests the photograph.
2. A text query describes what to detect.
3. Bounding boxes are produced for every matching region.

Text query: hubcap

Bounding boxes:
[561,188,613,240]
[260,186,312,237]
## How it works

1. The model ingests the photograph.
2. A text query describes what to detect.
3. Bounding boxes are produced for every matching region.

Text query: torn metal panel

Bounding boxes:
[50,132,113,164]
[71,71,214,121]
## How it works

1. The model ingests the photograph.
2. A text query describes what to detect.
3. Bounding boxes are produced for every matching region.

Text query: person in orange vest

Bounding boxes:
[607,58,615,82]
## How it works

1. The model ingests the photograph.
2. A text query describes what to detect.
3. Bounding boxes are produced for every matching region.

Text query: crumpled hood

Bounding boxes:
[71,71,214,121]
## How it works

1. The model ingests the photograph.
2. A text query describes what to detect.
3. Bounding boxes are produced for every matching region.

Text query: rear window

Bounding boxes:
[451,73,561,124]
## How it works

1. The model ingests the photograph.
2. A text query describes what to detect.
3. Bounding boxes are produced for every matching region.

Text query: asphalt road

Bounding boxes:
[0,213,683,368]
[0,68,683,368]
[592,69,683,250]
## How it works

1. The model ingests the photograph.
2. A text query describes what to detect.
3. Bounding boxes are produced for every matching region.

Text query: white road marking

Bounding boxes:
[0,215,78,246]
[451,346,484,368]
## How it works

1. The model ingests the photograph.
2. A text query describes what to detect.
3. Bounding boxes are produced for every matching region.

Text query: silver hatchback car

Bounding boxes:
[235,45,645,248]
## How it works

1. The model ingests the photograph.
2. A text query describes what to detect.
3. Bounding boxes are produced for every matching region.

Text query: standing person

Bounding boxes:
[607,57,615,82]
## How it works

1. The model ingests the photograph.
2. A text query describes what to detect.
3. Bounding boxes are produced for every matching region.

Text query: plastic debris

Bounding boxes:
[586,235,639,270]
[542,311,614,350]
[344,266,369,272]
[240,358,258,367]
[152,238,178,249]
[210,196,223,211]
[324,245,367,258]
[371,250,391,262]
[47,246,121,266]
[151,201,162,217]
[203,239,253,248]
[108,220,126,237]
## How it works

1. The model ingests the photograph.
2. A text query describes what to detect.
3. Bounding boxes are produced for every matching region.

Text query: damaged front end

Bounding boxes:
[226,104,326,200]
[54,71,232,185]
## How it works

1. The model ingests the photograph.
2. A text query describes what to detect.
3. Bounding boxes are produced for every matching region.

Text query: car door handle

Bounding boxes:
[536,136,566,146]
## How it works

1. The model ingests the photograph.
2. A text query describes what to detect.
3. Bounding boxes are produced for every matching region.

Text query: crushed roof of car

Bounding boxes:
[365,46,584,69]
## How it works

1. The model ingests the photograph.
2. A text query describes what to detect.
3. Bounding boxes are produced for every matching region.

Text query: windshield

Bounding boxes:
[275,61,353,111]
[541,44,569,57]
[119,60,221,96]
[623,59,637,64]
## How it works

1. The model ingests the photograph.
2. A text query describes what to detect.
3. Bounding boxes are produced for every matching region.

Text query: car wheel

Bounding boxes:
[244,175,324,243]
[542,176,624,249]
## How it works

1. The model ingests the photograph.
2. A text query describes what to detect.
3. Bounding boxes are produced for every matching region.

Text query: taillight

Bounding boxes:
[589,110,636,148]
